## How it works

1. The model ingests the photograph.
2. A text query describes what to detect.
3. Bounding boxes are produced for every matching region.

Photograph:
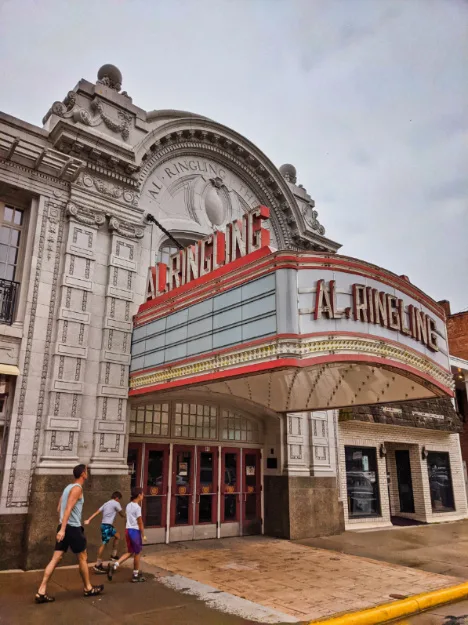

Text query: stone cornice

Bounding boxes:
[108,216,145,239]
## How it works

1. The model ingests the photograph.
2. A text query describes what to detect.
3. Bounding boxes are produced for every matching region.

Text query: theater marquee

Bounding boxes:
[313,279,439,352]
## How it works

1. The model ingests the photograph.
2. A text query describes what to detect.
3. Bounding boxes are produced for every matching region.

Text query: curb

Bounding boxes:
[306,582,468,625]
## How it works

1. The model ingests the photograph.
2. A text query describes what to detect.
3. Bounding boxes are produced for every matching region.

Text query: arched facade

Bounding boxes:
[0,65,464,568]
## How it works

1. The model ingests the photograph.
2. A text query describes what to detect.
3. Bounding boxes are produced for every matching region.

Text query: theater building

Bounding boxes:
[0,64,465,570]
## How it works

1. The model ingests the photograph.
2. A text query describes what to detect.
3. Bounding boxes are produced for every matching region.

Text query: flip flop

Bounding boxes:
[84,584,104,597]
[35,593,55,604]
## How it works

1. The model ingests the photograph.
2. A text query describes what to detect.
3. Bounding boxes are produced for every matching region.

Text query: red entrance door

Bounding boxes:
[242,449,262,535]
[195,446,218,525]
[170,445,194,527]
[143,444,169,528]
[221,447,241,524]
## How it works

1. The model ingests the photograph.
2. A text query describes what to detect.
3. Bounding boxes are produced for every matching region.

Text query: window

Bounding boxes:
[129,403,169,436]
[173,403,217,439]
[345,446,381,518]
[0,204,23,282]
[221,410,259,443]
[427,451,455,512]
[156,238,196,266]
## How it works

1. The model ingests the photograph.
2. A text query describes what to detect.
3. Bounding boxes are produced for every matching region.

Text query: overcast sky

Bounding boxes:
[1,0,466,311]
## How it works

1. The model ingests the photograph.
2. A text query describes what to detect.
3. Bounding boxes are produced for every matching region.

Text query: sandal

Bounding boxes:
[84,584,104,597]
[35,593,55,604]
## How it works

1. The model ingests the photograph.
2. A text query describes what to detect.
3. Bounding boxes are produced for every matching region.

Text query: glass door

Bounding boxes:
[242,449,261,535]
[170,445,194,540]
[143,444,169,530]
[221,448,241,537]
[395,450,415,513]
[127,443,142,491]
[194,446,218,539]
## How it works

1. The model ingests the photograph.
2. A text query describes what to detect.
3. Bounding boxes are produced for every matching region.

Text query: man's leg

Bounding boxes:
[37,551,63,595]
[77,551,93,592]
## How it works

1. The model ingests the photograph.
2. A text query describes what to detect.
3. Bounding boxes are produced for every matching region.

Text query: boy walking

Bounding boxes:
[84,491,124,574]
[107,487,146,583]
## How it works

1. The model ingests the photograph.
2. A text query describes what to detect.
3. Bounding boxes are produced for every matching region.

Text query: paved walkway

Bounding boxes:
[144,536,459,622]
[298,520,468,580]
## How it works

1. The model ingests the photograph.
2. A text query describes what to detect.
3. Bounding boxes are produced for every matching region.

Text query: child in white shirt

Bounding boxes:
[107,487,146,583]
[85,491,124,574]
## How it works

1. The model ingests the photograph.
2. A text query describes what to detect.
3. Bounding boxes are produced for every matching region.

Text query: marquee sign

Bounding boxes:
[146,206,270,300]
[313,279,439,352]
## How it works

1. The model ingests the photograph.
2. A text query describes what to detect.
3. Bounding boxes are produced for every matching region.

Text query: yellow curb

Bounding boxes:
[306,581,468,625]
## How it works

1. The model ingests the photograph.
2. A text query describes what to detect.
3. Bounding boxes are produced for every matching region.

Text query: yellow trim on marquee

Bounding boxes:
[130,337,452,391]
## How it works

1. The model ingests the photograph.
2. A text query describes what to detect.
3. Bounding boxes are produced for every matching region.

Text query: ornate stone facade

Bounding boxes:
[0,64,464,567]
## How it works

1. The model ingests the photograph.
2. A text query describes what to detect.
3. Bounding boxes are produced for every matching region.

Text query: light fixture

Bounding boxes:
[421,446,429,460]
[379,443,387,458]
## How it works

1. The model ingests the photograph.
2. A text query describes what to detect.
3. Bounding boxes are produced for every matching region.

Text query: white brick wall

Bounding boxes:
[339,421,468,530]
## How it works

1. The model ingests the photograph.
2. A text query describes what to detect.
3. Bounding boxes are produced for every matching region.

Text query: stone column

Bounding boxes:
[38,202,106,469]
[90,216,144,472]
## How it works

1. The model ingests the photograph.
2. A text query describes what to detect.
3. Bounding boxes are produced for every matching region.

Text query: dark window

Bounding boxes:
[427,452,455,512]
[345,446,381,518]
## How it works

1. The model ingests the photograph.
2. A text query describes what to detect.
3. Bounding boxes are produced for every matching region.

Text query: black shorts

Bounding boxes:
[55,524,87,554]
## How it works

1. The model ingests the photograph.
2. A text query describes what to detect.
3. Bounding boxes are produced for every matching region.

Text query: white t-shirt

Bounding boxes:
[99,499,122,525]
[126,501,142,529]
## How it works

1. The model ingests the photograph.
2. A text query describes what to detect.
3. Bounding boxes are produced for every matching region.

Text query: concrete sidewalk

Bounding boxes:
[143,536,459,622]
[298,520,468,580]
[0,564,257,625]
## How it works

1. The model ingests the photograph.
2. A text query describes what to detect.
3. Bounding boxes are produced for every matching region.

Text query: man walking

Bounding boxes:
[35,464,104,603]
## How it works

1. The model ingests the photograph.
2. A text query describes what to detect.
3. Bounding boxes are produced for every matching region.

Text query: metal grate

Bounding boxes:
[0,279,19,325]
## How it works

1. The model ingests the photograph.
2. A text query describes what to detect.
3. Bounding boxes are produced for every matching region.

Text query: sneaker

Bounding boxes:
[107,563,116,581]
[131,573,146,583]
[110,555,119,561]
[93,564,107,574]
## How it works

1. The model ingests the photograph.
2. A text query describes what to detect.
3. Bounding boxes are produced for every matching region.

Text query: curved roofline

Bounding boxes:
[146,109,213,122]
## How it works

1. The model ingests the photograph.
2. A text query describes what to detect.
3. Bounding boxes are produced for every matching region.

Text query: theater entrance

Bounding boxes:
[127,441,262,544]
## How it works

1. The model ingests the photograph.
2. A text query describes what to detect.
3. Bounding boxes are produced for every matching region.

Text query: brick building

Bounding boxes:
[439,300,468,473]
[0,64,465,569]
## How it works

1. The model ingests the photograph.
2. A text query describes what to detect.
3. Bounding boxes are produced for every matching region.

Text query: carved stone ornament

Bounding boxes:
[303,201,326,235]
[66,202,106,227]
[77,172,139,206]
[43,91,77,125]
[43,94,132,141]
[108,216,144,239]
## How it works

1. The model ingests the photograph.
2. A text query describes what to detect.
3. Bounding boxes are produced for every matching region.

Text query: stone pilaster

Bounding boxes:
[39,202,105,469]
[90,216,144,472]
[284,412,311,475]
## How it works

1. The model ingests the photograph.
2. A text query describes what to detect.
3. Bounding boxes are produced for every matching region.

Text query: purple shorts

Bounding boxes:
[125,528,142,554]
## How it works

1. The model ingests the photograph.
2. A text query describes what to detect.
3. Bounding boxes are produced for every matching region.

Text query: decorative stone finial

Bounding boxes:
[97,64,123,92]
[279,163,297,184]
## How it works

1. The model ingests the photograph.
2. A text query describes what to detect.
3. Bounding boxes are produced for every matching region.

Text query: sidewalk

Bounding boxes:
[298,519,468,580]
[143,536,459,622]
[0,564,256,625]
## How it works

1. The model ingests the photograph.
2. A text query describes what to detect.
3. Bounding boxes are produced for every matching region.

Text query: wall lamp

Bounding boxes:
[421,446,429,460]
[379,443,387,458]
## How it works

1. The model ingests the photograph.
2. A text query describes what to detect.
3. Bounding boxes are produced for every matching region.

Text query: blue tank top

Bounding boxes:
[60,483,84,527]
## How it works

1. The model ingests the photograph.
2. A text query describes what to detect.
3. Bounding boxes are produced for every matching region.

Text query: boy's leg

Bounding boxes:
[107,551,132,580]
[111,532,120,558]
[37,550,63,596]
[96,543,105,563]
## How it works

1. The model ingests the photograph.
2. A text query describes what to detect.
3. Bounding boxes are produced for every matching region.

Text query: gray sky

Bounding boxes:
[1,0,467,312]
